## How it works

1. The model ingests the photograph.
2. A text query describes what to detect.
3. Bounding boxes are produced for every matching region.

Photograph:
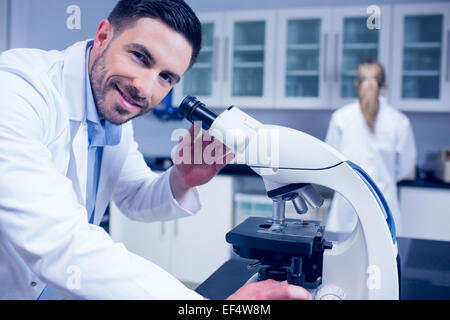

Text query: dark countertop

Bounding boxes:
[398,171,450,190]
[195,238,450,300]
[195,257,258,300]
[144,156,450,190]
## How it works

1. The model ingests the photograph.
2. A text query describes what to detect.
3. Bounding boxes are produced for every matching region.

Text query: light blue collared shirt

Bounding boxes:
[85,41,121,224]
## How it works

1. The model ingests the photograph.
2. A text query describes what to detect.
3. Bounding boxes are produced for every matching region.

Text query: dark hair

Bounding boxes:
[108,0,202,68]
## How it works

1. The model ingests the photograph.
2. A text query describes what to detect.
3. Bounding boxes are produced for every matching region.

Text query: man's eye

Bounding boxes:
[132,51,147,65]
[160,73,172,84]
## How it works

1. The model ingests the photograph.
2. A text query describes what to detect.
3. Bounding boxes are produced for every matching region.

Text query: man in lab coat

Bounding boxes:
[0,0,310,300]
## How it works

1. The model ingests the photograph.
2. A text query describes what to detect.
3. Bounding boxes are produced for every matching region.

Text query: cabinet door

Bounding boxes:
[170,176,233,284]
[392,4,450,111]
[399,187,450,242]
[331,6,391,109]
[109,202,173,273]
[222,10,276,108]
[173,13,224,108]
[275,8,332,109]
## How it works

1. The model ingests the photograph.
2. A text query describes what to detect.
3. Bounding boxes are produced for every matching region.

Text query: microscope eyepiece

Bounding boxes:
[178,96,263,157]
[178,96,218,131]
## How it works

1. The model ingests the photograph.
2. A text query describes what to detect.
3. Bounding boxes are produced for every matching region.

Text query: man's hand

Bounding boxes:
[170,124,235,202]
[226,279,311,300]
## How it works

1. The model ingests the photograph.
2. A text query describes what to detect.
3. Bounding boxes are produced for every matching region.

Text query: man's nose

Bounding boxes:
[133,70,158,100]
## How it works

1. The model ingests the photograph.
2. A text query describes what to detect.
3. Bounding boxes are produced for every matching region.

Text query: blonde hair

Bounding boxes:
[355,60,385,134]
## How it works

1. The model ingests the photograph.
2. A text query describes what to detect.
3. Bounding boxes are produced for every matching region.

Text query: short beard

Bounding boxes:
[89,44,148,125]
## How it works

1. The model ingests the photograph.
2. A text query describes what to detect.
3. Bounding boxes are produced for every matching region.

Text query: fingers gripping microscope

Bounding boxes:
[178,96,399,300]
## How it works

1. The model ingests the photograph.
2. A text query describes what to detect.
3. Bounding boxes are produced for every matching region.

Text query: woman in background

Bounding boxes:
[325,59,417,238]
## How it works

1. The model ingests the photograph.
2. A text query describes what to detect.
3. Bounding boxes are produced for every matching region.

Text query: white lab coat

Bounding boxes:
[0,40,203,300]
[325,98,416,236]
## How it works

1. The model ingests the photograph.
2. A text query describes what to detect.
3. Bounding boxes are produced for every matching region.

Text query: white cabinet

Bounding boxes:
[399,186,450,242]
[173,10,276,109]
[275,6,391,109]
[275,8,332,108]
[109,201,172,270]
[276,3,449,111]
[173,13,224,108]
[330,6,392,109]
[222,10,276,108]
[170,175,233,283]
[175,4,449,112]
[391,3,450,111]
[109,174,233,285]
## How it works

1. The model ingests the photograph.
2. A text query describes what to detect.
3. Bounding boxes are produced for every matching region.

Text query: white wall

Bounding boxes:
[9,0,115,50]
[0,0,8,52]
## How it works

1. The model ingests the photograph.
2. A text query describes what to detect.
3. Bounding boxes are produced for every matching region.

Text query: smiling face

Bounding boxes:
[89,18,193,125]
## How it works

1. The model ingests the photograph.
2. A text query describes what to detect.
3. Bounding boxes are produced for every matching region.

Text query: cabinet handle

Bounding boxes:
[446,30,450,82]
[213,36,220,82]
[223,36,230,82]
[323,33,329,82]
[334,33,339,82]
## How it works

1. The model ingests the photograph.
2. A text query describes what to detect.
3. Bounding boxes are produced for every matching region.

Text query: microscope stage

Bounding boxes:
[226,217,328,265]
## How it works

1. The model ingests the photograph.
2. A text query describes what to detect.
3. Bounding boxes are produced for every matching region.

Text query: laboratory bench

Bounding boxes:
[143,156,450,189]
[399,171,450,190]
[143,156,450,242]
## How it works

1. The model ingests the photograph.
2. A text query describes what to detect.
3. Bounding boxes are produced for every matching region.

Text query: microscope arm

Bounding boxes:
[254,162,398,299]
[247,125,398,299]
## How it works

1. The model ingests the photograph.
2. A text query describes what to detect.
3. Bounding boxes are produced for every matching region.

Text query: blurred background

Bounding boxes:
[1,0,449,299]
[1,0,449,169]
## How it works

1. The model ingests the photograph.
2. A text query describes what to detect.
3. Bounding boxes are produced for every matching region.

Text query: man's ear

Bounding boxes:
[93,19,114,52]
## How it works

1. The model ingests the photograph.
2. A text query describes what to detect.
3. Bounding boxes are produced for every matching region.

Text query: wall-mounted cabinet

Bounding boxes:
[173,10,276,109]
[174,4,450,112]
[274,8,331,108]
[391,4,450,111]
[330,6,391,109]
[274,6,391,109]
[223,10,276,108]
[173,13,225,108]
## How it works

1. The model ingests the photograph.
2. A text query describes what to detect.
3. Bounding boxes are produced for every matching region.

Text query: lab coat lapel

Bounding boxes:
[62,40,91,123]
[60,39,128,224]
[61,40,92,206]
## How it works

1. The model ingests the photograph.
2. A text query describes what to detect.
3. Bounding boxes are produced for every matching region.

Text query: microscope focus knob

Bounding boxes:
[315,285,346,300]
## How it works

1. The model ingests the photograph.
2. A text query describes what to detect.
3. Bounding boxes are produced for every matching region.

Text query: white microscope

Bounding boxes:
[178,96,399,300]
